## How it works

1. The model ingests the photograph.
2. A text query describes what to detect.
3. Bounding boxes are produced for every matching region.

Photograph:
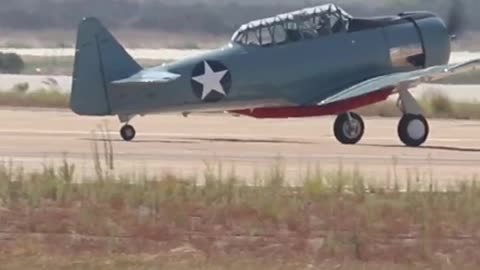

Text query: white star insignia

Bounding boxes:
[192,61,229,100]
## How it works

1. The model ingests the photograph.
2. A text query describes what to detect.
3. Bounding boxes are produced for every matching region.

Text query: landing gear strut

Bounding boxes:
[334,112,365,145]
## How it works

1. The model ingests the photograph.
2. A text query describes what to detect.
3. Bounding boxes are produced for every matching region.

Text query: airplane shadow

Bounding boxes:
[173,136,314,145]
[81,138,198,144]
[360,143,480,153]
[83,137,314,145]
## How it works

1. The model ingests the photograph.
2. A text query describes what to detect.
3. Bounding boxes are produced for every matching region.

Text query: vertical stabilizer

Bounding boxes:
[70,17,142,116]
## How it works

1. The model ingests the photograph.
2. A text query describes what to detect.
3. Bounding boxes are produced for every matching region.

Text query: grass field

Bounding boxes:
[1,137,480,269]
[358,91,480,120]
[0,86,69,108]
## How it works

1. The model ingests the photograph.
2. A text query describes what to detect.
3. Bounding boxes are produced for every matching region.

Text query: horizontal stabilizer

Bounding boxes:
[111,70,181,85]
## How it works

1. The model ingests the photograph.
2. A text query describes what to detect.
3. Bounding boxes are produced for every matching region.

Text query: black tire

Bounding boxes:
[120,124,136,142]
[333,112,365,145]
[397,114,429,147]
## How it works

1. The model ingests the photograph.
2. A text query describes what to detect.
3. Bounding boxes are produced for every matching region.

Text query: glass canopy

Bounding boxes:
[231,4,352,46]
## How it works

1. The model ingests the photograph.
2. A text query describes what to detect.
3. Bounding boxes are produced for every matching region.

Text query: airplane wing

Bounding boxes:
[315,59,480,106]
[111,70,181,85]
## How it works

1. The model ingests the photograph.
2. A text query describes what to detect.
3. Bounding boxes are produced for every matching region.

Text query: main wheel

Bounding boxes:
[120,124,136,142]
[397,114,429,147]
[334,112,365,145]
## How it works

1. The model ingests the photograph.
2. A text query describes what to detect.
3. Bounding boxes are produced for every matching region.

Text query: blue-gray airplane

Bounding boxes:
[70,3,479,147]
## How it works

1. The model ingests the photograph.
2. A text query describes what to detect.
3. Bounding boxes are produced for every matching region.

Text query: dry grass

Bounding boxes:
[1,85,480,121]
[357,91,480,120]
[0,86,69,108]
[2,255,478,270]
[0,136,480,269]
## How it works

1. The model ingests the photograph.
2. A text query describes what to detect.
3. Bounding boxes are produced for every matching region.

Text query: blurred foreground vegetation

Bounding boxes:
[0,138,480,269]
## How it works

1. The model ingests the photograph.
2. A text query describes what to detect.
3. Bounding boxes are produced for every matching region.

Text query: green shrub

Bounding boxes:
[0,88,69,108]
[0,52,25,74]
[11,82,29,94]
[424,92,454,117]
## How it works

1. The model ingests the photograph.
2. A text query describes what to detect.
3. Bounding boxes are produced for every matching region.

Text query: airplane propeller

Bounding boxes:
[447,0,466,39]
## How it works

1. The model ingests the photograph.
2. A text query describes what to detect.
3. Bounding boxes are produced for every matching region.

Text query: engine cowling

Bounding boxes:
[400,12,451,67]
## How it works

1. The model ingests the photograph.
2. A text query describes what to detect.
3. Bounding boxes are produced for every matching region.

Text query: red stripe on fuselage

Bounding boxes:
[231,87,394,119]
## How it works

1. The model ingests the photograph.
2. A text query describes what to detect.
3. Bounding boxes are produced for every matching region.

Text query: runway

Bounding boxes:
[0,108,479,184]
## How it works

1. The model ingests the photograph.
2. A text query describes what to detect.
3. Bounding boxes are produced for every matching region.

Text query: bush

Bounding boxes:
[0,88,69,108]
[0,52,25,74]
[11,82,29,94]
[428,92,454,116]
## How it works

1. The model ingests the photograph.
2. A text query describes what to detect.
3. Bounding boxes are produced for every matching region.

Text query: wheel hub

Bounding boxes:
[407,119,426,140]
[124,128,133,138]
[121,125,136,141]
[342,119,361,139]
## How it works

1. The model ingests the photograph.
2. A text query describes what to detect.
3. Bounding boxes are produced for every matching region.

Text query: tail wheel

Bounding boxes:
[120,124,136,142]
[334,112,365,145]
[398,114,429,147]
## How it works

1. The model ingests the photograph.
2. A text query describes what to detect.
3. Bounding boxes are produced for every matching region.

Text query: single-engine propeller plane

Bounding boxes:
[70,2,479,147]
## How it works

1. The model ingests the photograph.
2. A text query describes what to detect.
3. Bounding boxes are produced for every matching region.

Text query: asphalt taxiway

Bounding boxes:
[0,108,479,184]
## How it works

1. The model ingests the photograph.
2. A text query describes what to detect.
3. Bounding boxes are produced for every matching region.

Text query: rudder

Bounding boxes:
[70,17,142,116]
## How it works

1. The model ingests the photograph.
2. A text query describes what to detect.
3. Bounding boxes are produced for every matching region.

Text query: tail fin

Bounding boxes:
[70,17,142,116]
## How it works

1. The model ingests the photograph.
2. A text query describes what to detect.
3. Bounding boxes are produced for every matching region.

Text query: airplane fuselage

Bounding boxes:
[69,3,473,146]
[107,13,450,117]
